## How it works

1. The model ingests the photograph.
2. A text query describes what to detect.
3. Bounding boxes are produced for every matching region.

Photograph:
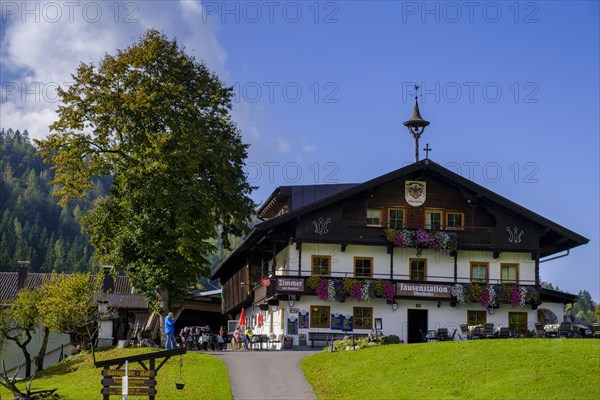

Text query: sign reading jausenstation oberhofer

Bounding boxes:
[396,283,452,298]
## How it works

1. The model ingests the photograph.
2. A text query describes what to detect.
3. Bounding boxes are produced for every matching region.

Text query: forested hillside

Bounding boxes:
[0,128,108,273]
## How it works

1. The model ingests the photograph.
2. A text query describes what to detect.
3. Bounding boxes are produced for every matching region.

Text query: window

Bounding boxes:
[425,209,443,230]
[470,262,489,283]
[312,255,331,276]
[388,208,405,229]
[354,257,373,278]
[467,310,487,326]
[366,209,382,226]
[409,258,426,281]
[353,307,373,330]
[509,312,528,334]
[501,264,519,283]
[446,212,464,230]
[310,305,330,328]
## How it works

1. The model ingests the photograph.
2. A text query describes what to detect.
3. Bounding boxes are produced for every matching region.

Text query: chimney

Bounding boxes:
[17,261,30,289]
[101,265,114,293]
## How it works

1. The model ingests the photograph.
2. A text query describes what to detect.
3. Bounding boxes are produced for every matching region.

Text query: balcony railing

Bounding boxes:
[342,222,496,248]
[251,272,539,308]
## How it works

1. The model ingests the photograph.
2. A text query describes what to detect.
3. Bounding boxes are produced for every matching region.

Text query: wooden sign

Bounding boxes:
[102,378,155,387]
[102,369,155,378]
[101,387,156,396]
[396,283,452,298]
[276,277,304,292]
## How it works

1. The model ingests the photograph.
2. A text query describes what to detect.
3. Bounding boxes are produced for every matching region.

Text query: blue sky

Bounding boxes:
[1,1,598,300]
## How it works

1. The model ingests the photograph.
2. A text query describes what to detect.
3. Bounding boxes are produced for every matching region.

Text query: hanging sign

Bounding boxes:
[276,277,304,292]
[405,181,426,206]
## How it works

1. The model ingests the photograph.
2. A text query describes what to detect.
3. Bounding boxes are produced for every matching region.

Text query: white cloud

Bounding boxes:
[303,144,316,153]
[277,138,291,154]
[0,0,228,140]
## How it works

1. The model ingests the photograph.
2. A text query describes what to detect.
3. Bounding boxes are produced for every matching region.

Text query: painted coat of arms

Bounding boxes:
[405,181,426,206]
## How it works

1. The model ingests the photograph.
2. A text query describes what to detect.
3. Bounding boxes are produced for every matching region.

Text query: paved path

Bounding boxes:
[212,349,320,400]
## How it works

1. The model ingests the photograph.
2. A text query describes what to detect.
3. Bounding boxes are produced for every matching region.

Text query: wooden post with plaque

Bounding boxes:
[95,348,186,400]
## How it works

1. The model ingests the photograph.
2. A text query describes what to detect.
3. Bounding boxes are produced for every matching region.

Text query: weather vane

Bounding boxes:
[403,84,430,162]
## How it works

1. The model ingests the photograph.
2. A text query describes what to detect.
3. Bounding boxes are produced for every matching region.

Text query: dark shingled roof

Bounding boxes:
[0,272,148,309]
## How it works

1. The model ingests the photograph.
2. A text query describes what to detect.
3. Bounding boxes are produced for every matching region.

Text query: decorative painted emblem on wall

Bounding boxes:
[506,226,524,244]
[405,181,426,206]
[313,217,331,235]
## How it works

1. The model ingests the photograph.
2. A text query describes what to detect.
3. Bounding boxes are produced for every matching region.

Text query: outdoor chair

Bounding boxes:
[268,333,283,350]
[534,322,546,338]
[460,324,471,340]
[559,322,573,338]
[592,323,600,339]
[470,326,483,340]
[437,328,448,341]
[498,327,511,339]
[483,323,495,339]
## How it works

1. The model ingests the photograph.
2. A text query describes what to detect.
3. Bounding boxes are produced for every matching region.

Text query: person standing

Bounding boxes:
[165,312,176,350]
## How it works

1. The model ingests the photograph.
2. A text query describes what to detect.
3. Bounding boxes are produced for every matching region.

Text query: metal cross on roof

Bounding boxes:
[423,143,432,160]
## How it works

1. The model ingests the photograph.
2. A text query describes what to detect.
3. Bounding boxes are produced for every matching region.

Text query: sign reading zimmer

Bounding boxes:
[276,277,305,292]
[396,283,452,298]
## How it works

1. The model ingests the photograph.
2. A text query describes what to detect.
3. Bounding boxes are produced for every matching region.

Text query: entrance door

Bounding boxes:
[407,309,428,343]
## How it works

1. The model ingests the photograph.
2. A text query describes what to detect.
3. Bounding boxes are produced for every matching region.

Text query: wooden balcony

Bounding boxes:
[251,273,538,306]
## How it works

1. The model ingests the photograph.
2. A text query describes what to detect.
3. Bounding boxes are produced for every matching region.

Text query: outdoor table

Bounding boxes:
[250,334,269,350]
[425,330,438,342]
[544,324,560,338]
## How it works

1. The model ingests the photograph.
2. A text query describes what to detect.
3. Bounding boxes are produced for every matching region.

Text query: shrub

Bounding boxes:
[381,335,400,345]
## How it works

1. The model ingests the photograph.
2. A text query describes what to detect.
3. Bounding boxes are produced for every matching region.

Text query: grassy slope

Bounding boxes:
[0,347,231,400]
[302,339,600,400]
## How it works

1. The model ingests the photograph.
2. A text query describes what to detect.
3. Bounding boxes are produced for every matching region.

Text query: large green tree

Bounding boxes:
[36,30,255,323]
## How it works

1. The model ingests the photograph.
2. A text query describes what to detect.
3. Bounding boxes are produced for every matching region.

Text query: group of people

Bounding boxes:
[233,326,255,350]
[164,311,229,351]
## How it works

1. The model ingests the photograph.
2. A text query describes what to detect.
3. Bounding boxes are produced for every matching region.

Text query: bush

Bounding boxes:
[381,335,400,345]
[326,336,373,352]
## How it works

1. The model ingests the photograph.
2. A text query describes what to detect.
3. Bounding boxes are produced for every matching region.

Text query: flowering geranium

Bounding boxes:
[351,282,363,302]
[487,285,497,308]
[386,228,457,253]
[328,279,336,302]
[519,286,528,307]
[383,282,396,302]
[451,284,466,304]
[333,279,346,302]
[479,289,490,309]
[316,279,328,301]
[361,280,372,302]
[511,285,528,308]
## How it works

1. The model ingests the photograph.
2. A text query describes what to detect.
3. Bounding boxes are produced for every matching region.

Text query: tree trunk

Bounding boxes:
[33,326,50,373]
[8,330,33,377]
[0,360,25,399]
[157,288,170,348]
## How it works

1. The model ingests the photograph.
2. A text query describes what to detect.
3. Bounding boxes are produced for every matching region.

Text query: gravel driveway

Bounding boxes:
[212,349,320,400]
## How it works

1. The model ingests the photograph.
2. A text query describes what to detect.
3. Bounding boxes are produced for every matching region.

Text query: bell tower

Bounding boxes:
[403,85,430,162]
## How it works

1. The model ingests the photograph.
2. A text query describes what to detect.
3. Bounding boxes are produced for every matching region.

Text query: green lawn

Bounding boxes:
[3,340,599,400]
[0,347,231,400]
[301,339,600,400]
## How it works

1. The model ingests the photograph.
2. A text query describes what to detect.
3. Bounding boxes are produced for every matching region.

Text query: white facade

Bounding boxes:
[240,242,556,345]
[1,325,71,378]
